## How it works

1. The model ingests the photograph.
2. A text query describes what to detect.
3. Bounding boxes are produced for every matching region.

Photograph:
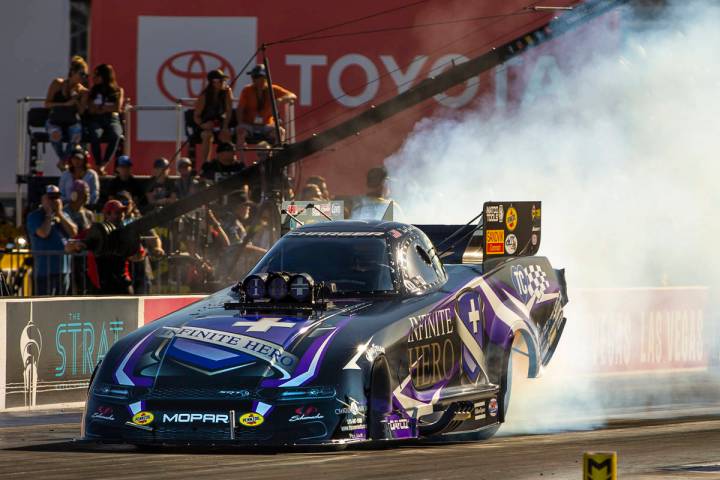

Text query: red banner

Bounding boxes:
[568,287,709,373]
[87,0,620,195]
[142,296,204,325]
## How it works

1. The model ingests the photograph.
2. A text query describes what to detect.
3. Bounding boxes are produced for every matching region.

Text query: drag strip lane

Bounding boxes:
[1,418,720,479]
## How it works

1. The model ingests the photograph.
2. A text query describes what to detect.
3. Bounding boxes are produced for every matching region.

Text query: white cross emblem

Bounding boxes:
[291,277,308,297]
[233,317,296,332]
[468,299,481,334]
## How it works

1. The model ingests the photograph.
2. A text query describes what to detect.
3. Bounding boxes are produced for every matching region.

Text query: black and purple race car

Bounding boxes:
[82,201,567,447]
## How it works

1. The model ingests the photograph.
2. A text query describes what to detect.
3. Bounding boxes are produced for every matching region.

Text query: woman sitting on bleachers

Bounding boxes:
[59,147,100,207]
[87,64,124,175]
[44,56,88,169]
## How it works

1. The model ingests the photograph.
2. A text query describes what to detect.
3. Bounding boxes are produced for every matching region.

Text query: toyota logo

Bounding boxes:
[157,50,236,106]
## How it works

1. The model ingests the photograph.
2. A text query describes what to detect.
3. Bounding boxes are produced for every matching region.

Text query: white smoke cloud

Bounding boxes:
[387,1,720,288]
[386,2,720,433]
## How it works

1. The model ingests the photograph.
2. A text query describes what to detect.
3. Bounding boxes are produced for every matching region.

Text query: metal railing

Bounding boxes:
[15,96,297,226]
[0,249,232,297]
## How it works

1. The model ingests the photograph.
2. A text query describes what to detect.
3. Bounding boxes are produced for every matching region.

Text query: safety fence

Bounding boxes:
[0,287,716,411]
[0,250,226,297]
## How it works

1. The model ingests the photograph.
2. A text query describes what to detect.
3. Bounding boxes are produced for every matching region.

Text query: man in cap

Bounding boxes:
[175,157,196,199]
[236,65,296,146]
[350,166,404,220]
[194,69,234,162]
[145,157,177,212]
[26,185,78,295]
[106,155,144,207]
[200,142,244,184]
[95,199,134,294]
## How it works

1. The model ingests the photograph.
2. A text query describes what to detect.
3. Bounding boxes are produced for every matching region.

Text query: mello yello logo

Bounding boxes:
[239,412,264,427]
[132,411,154,426]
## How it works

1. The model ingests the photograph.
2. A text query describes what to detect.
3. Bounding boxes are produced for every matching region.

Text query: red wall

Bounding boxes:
[90,0,601,196]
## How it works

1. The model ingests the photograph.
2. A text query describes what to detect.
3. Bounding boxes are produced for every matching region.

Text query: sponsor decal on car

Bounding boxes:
[159,326,299,374]
[484,205,504,223]
[388,417,410,431]
[505,234,518,255]
[531,233,538,246]
[341,423,366,432]
[132,411,154,426]
[488,398,498,417]
[485,229,505,255]
[505,207,518,232]
[289,406,324,422]
[162,413,230,424]
[473,402,486,420]
[407,307,456,388]
[364,344,385,363]
[91,406,115,422]
[239,412,264,427]
[531,204,541,220]
[335,398,366,416]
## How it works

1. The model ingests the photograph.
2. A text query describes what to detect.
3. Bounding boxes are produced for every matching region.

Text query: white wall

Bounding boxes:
[0,1,70,195]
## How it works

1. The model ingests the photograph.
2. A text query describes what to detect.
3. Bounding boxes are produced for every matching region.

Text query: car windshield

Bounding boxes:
[251,236,395,294]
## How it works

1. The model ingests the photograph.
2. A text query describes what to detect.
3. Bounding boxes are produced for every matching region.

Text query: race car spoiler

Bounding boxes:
[417,201,542,264]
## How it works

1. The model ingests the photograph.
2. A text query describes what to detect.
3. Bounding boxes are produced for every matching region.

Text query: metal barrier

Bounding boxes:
[0,239,263,297]
[16,96,298,225]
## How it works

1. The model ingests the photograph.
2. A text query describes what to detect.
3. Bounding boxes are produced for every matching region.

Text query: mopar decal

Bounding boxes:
[160,326,298,374]
[162,413,230,424]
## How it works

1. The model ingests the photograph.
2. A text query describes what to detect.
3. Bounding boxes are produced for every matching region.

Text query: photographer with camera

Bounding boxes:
[26,185,78,295]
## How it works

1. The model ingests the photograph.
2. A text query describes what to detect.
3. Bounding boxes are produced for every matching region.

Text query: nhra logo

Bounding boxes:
[157,51,236,106]
[162,413,230,424]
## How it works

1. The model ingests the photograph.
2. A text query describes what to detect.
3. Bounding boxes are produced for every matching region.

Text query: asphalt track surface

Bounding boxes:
[1,412,720,479]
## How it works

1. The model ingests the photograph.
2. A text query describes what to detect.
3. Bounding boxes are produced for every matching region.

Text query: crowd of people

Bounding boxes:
[19,55,400,297]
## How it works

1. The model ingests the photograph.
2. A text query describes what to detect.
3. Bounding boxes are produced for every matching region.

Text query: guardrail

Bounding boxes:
[0,287,716,412]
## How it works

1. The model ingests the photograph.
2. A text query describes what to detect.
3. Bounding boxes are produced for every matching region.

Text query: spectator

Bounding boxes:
[59,147,100,206]
[193,69,233,163]
[305,175,330,200]
[116,190,164,294]
[106,155,144,206]
[350,166,404,220]
[26,185,78,295]
[95,200,133,294]
[299,183,323,201]
[44,56,88,169]
[175,157,195,199]
[145,157,177,211]
[236,65,297,146]
[223,200,255,244]
[63,179,94,232]
[200,143,244,184]
[87,64,124,175]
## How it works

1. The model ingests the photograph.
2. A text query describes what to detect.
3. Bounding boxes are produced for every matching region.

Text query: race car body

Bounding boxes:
[83,201,568,446]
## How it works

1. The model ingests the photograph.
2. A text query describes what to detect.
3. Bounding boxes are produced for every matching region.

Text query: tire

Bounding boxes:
[446,333,527,442]
[367,356,392,441]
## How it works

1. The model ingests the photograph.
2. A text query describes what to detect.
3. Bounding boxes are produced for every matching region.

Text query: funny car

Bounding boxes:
[82,201,567,447]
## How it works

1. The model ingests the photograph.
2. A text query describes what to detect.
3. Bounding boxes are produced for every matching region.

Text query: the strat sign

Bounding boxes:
[89,0,618,194]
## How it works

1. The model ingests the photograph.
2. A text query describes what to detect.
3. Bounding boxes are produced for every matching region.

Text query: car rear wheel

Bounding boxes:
[447,333,528,441]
